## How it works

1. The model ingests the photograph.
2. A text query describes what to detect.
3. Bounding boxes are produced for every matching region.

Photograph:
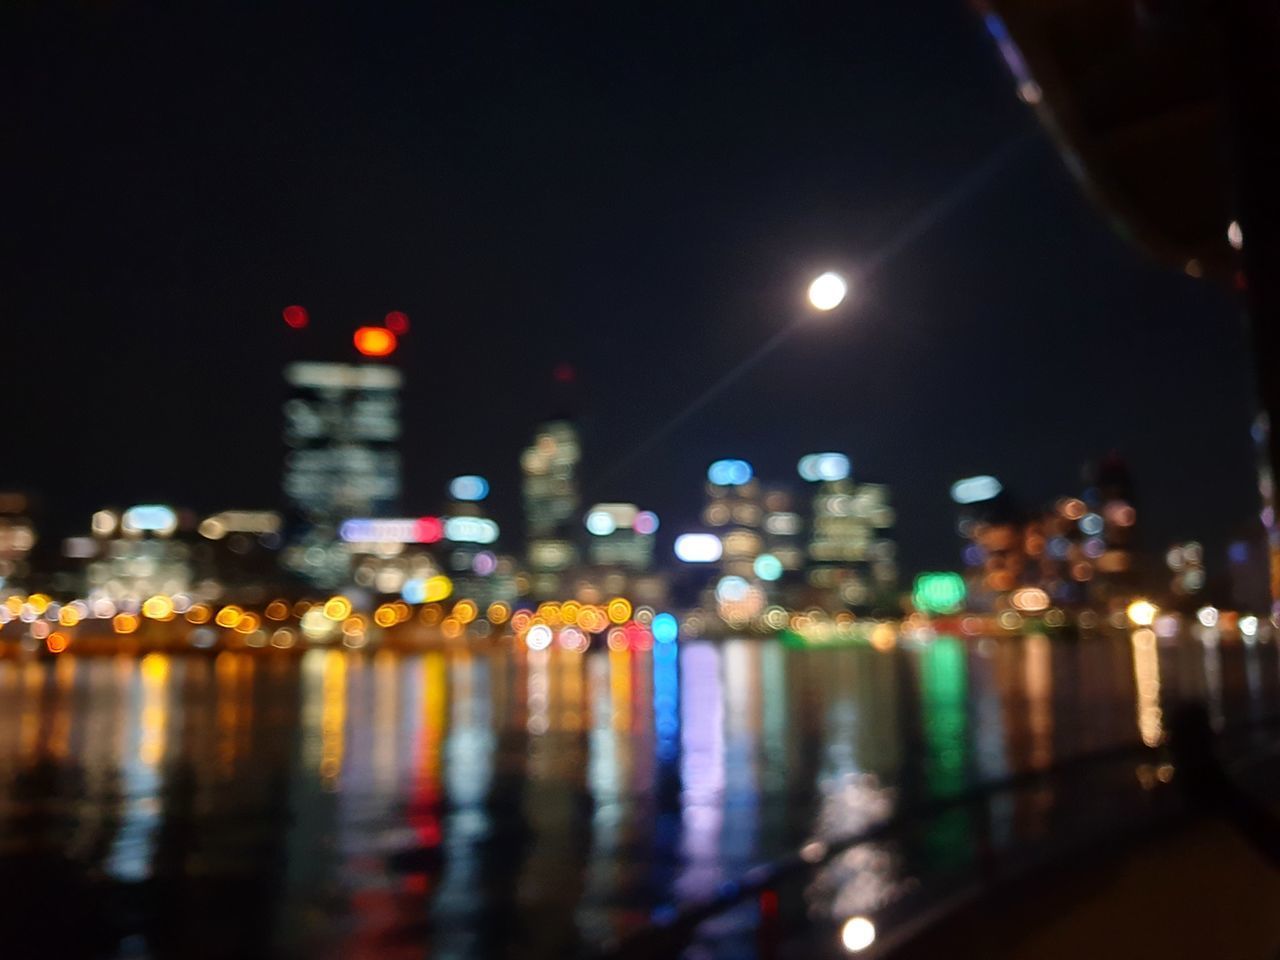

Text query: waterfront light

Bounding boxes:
[808,271,848,311]
[840,916,876,953]
[1127,599,1158,627]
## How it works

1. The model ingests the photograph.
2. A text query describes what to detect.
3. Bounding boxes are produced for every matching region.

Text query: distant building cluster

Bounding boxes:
[0,314,1266,626]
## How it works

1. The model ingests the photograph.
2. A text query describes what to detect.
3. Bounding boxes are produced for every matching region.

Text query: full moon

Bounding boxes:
[807,271,848,311]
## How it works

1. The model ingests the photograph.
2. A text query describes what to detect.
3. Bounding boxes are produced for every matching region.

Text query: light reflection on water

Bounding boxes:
[0,630,1275,958]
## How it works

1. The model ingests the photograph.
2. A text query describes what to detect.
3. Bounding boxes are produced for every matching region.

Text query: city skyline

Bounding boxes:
[3,2,1260,577]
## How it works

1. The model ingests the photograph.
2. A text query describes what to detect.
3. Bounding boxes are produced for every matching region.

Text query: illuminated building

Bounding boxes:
[520,421,581,598]
[0,493,36,594]
[759,487,803,592]
[1080,454,1138,608]
[337,516,449,598]
[83,505,194,604]
[442,477,517,604]
[281,361,402,587]
[194,510,284,601]
[1166,541,1206,604]
[801,453,896,612]
[954,460,1139,613]
[574,503,666,606]
[703,459,768,624]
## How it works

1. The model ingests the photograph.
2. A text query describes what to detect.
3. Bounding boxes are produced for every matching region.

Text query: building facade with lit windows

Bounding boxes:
[575,502,667,607]
[281,361,402,587]
[800,453,897,613]
[81,504,195,606]
[0,493,37,595]
[520,420,581,598]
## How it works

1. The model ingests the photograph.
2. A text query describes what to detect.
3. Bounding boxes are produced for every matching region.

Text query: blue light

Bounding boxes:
[402,578,427,603]
[652,612,678,644]
[707,459,753,486]
[449,475,490,501]
[753,554,783,581]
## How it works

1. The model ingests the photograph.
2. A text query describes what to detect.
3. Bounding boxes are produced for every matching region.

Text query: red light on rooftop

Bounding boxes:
[354,326,397,357]
[384,310,410,335]
[283,305,309,329]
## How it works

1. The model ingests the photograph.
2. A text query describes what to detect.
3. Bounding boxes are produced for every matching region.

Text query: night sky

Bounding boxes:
[4,1,1262,576]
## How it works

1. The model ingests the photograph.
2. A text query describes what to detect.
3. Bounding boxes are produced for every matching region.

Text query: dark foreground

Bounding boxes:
[0,628,1277,958]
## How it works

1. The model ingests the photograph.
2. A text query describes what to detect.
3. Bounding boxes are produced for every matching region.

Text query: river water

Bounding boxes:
[0,629,1274,958]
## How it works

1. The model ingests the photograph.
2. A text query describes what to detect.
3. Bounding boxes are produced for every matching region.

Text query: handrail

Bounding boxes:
[598,705,1280,959]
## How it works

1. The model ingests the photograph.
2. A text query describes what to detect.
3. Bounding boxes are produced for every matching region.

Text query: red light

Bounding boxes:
[553,362,575,383]
[415,516,443,544]
[384,310,410,335]
[283,305,309,329]
[354,326,397,357]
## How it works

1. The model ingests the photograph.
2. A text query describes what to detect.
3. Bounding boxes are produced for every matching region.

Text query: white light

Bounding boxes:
[1197,606,1219,628]
[122,504,178,536]
[1228,220,1243,251]
[1127,599,1158,627]
[444,516,499,544]
[1241,615,1259,637]
[674,533,723,563]
[840,916,876,953]
[526,624,553,651]
[585,510,617,536]
[716,576,750,603]
[808,271,848,311]
[798,452,850,482]
[950,475,1002,504]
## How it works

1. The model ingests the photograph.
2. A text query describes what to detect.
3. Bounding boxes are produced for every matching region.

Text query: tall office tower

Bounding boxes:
[521,420,581,597]
[801,453,896,612]
[281,361,402,586]
[703,459,768,624]
[0,493,36,595]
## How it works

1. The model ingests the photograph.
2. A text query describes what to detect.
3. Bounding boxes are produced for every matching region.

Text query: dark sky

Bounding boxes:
[3,1,1262,576]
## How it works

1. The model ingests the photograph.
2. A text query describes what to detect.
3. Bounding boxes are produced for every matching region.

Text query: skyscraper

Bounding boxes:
[800,454,897,612]
[521,420,581,598]
[281,361,402,586]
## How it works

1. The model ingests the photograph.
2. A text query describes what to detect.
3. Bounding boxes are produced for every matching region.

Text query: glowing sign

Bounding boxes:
[707,459,753,486]
[449,475,490,501]
[950,475,1003,504]
[122,504,178,535]
[912,572,966,615]
[674,533,723,563]
[444,516,499,544]
[339,517,443,544]
[797,452,850,482]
